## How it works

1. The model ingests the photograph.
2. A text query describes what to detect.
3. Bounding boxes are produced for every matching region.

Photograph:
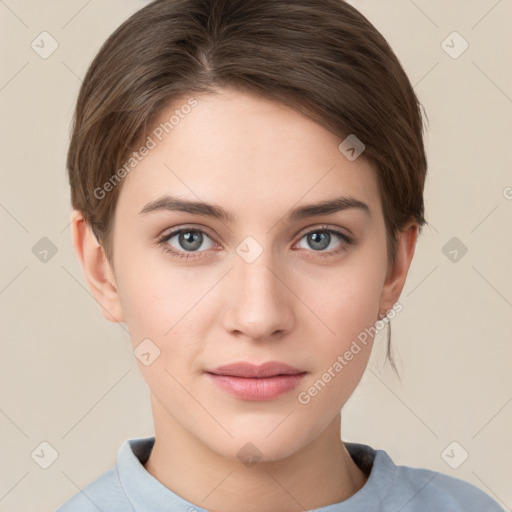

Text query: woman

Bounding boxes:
[57,0,504,510]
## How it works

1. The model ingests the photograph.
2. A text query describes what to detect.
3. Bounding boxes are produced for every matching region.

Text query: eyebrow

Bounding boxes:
[139,194,371,223]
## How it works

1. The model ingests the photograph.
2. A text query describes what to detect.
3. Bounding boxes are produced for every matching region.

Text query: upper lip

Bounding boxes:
[206,361,306,378]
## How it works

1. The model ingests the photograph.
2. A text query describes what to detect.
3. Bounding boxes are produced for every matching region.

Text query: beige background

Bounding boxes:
[1,0,511,510]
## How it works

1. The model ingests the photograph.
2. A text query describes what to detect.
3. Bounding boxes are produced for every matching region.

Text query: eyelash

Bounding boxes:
[157,225,354,261]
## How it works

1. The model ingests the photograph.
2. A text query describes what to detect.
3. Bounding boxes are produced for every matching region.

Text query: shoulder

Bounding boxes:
[55,436,158,511]
[379,450,504,511]
[55,466,130,512]
[390,464,504,511]
[345,442,504,511]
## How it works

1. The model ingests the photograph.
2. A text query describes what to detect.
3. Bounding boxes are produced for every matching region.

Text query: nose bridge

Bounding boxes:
[223,239,294,339]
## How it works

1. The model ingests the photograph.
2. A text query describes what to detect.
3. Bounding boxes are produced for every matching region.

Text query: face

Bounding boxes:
[97,88,402,461]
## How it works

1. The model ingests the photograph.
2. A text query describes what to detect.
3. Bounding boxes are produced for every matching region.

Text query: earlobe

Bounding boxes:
[379,222,419,315]
[70,210,125,323]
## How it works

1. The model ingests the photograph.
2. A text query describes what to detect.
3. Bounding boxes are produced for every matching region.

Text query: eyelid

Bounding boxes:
[158,223,219,243]
[158,223,351,245]
[295,223,352,241]
[157,223,354,263]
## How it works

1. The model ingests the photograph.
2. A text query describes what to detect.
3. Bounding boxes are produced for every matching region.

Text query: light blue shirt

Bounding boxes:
[56,436,504,511]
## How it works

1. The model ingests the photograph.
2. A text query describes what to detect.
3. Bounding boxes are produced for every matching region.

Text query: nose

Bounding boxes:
[222,249,296,341]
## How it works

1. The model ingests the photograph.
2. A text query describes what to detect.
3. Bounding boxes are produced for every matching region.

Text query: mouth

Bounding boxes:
[206,361,305,378]
[204,361,307,401]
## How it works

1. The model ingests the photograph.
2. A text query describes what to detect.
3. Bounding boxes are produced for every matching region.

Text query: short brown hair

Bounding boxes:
[67,0,428,372]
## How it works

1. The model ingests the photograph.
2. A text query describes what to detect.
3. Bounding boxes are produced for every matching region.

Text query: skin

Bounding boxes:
[71,87,418,512]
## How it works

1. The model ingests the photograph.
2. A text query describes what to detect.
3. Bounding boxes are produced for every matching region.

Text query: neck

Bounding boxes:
[143,397,368,512]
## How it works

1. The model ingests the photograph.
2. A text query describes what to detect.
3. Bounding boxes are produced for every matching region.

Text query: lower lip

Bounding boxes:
[205,372,307,401]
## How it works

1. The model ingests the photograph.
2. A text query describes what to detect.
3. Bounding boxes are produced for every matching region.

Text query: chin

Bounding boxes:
[201,422,314,465]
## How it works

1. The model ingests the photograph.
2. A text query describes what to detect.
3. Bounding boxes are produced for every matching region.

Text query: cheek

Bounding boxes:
[305,255,386,339]
[115,249,208,336]
[116,261,211,403]
[115,253,216,382]
[295,277,380,424]
[294,246,387,402]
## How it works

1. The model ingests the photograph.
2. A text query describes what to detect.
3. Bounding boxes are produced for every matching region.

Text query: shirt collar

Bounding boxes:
[117,436,396,511]
[117,436,210,512]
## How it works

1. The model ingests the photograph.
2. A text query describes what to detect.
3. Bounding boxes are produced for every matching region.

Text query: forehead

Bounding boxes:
[116,88,381,219]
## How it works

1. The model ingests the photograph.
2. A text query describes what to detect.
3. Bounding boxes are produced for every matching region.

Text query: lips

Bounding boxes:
[205,361,307,401]
[207,361,305,378]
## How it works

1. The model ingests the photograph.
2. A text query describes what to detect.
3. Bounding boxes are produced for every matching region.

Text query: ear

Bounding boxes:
[379,221,419,314]
[70,210,125,323]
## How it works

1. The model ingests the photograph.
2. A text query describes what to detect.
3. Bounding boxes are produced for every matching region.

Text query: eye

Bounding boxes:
[157,224,354,261]
[157,227,215,259]
[295,226,353,256]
